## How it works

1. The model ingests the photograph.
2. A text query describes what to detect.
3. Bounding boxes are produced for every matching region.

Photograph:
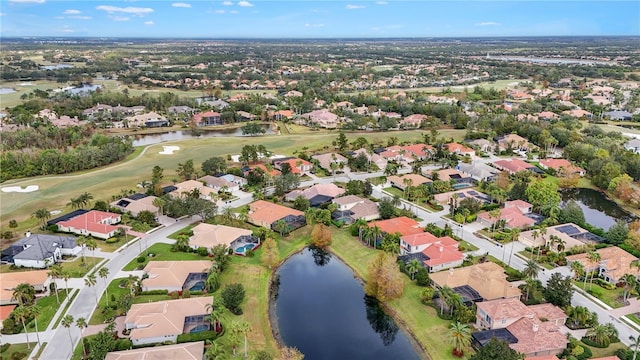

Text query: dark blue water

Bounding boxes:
[274,248,422,360]
[561,188,635,230]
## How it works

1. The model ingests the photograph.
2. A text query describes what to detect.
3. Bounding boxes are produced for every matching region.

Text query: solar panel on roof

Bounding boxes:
[468,191,478,195]
[458,193,466,198]
[556,224,581,236]
[128,193,149,200]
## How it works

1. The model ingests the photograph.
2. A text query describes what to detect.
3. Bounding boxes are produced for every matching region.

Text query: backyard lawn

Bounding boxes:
[0,342,36,360]
[122,243,208,271]
[329,228,462,360]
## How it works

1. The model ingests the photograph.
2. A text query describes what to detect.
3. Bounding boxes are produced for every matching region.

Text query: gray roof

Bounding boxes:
[458,162,499,179]
[604,110,633,120]
[12,234,77,261]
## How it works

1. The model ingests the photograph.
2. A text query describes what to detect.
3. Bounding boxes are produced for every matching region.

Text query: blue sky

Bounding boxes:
[1,1,638,38]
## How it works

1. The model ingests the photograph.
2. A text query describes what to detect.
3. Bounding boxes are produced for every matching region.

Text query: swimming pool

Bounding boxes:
[452,182,474,190]
[189,281,205,291]
[190,324,210,333]
[235,243,256,254]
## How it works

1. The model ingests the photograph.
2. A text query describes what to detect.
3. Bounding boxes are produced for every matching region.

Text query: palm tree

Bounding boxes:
[85,274,98,303]
[571,261,585,282]
[621,273,637,303]
[48,264,63,304]
[12,306,32,349]
[438,286,455,315]
[236,320,252,358]
[86,238,98,268]
[448,293,463,316]
[152,197,165,217]
[205,271,220,293]
[531,229,540,249]
[448,321,471,357]
[406,259,422,280]
[522,259,539,280]
[12,283,35,306]
[205,339,229,360]
[521,278,538,302]
[32,208,50,228]
[538,227,548,260]
[365,225,382,248]
[488,209,500,232]
[273,219,289,237]
[586,324,613,347]
[205,301,224,333]
[629,334,640,360]
[75,317,88,356]
[76,236,88,265]
[61,269,71,294]
[221,206,235,224]
[61,315,75,350]
[27,305,42,346]
[175,234,190,252]
[98,267,110,307]
[587,251,602,290]
[125,275,140,297]
[78,192,93,208]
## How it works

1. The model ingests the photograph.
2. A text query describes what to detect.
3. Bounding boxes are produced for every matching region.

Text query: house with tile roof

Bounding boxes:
[445,143,476,157]
[388,174,432,190]
[457,162,499,182]
[0,233,80,269]
[106,342,204,360]
[170,180,217,201]
[477,200,536,230]
[273,158,313,175]
[142,261,211,292]
[199,175,239,193]
[311,152,348,173]
[56,210,122,240]
[493,159,540,175]
[110,194,160,217]
[566,246,640,284]
[399,233,464,272]
[331,195,380,224]
[367,216,423,237]
[124,297,213,345]
[247,200,306,231]
[0,305,16,330]
[189,223,257,252]
[430,262,521,302]
[473,297,567,357]
[539,158,585,176]
[0,271,50,305]
[300,109,339,129]
[351,148,387,170]
[285,183,345,206]
[400,114,428,128]
[496,134,533,152]
[192,111,222,126]
[518,223,601,252]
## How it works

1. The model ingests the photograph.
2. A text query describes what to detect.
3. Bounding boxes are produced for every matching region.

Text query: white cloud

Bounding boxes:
[144,20,154,25]
[375,1,388,4]
[222,1,233,5]
[96,5,154,16]
[477,21,500,26]
[346,4,365,9]
[305,23,324,28]
[229,10,239,13]
[171,2,191,8]
[214,9,226,14]
[69,15,92,20]
[237,1,253,7]
[57,25,74,33]
[110,16,131,21]
[64,9,81,14]
[8,0,45,3]
[0,13,6,16]
[54,16,64,19]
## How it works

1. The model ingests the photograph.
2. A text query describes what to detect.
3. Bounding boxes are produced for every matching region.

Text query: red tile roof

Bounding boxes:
[493,159,534,173]
[58,210,120,235]
[368,216,423,236]
[192,111,220,124]
[0,305,16,322]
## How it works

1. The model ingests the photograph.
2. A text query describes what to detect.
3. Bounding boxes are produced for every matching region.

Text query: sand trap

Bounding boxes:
[159,145,180,155]
[19,82,33,86]
[50,210,62,215]
[1,185,39,193]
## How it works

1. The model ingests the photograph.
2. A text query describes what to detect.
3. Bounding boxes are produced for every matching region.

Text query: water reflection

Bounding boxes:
[364,296,399,346]
[310,246,332,266]
[561,188,634,230]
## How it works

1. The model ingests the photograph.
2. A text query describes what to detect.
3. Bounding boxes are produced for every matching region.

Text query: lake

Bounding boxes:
[561,188,635,230]
[274,248,422,360]
[131,125,275,146]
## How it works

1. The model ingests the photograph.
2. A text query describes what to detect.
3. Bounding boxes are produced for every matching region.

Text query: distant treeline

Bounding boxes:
[0,130,133,181]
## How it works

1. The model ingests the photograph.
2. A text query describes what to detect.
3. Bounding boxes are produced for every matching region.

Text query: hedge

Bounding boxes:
[581,337,609,348]
[177,330,219,343]
[138,290,169,296]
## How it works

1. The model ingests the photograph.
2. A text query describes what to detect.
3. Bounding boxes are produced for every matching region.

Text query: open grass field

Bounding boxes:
[0,80,64,108]
[0,129,464,229]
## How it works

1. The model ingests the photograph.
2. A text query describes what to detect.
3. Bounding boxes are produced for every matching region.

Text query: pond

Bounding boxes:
[561,188,635,230]
[132,125,274,146]
[273,248,422,360]
[131,125,275,146]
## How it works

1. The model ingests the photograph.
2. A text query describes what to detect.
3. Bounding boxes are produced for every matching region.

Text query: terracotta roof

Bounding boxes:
[445,142,475,154]
[142,261,211,290]
[0,271,50,303]
[106,342,204,360]
[526,356,559,360]
[430,262,521,300]
[493,159,535,173]
[422,242,464,267]
[56,210,120,237]
[0,305,16,322]
[368,216,423,236]
[478,207,535,229]
[192,111,220,124]
[248,164,281,177]
[190,223,252,249]
[402,232,455,247]
[528,303,567,322]
[274,158,312,174]
[539,158,584,174]
[567,246,640,282]
[311,153,348,171]
[125,297,212,341]
[248,200,304,226]
[388,174,431,187]
[507,316,567,355]
[505,200,532,209]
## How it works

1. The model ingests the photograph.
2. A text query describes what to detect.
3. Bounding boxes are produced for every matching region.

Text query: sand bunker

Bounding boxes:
[1,185,39,193]
[159,146,180,155]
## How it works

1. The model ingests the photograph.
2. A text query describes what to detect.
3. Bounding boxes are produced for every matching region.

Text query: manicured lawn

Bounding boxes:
[458,240,479,252]
[382,186,404,198]
[98,235,136,252]
[52,289,79,329]
[626,313,640,327]
[582,341,627,358]
[89,279,131,325]
[122,243,208,271]
[576,281,626,309]
[12,289,72,334]
[0,342,36,360]
[328,228,463,360]
[61,256,103,278]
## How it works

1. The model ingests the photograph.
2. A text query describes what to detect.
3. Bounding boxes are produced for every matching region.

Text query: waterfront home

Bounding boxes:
[189,223,258,252]
[0,271,50,305]
[367,216,423,237]
[141,261,211,292]
[539,158,585,176]
[106,342,204,360]
[493,159,541,175]
[331,195,380,223]
[430,262,521,302]
[399,232,464,272]
[124,297,213,345]
[247,200,306,231]
[192,111,222,126]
